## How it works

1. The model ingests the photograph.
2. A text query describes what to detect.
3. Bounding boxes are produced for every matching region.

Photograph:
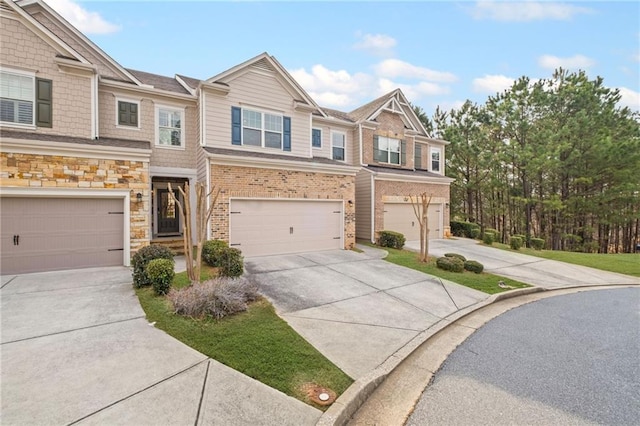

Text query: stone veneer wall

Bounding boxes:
[209,164,356,249]
[0,152,150,251]
[374,179,451,238]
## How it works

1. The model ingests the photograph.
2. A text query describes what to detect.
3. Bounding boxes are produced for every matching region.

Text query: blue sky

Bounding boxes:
[48,0,639,115]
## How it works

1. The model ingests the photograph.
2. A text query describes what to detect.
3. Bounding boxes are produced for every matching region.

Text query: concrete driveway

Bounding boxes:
[406,238,640,289]
[1,267,320,426]
[245,247,488,380]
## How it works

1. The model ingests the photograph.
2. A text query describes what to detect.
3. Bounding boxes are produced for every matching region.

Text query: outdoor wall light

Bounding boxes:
[136,192,143,201]
[348,200,354,207]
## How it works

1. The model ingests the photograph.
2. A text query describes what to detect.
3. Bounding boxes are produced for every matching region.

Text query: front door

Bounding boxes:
[157,189,179,234]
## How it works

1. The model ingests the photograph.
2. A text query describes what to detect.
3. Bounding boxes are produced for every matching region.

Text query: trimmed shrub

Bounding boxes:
[509,236,523,250]
[450,221,481,239]
[470,227,481,239]
[444,252,467,262]
[464,260,484,274]
[436,256,464,273]
[378,230,406,249]
[482,232,495,245]
[219,247,244,277]
[202,239,228,267]
[168,276,259,319]
[132,245,174,288]
[146,258,175,295]
[530,238,545,251]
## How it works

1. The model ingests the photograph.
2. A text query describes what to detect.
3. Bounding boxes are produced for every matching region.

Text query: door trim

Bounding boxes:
[0,187,131,266]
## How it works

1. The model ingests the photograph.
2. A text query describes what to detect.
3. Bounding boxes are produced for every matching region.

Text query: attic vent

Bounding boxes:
[0,2,13,12]
[253,58,275,73]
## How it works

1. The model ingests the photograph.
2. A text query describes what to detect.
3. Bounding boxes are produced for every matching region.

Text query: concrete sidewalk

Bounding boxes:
[405,238,640,288]
[0,267,320,426]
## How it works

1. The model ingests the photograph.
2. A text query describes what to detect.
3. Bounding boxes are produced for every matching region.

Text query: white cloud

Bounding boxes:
[538,54,596,70]
[618,87,640,111]
[374,59,457,83]
[470,1,593,22]
[353,33,397,56]
[472,74,515,94]
[47,0,120,34]
[377,78,450,100]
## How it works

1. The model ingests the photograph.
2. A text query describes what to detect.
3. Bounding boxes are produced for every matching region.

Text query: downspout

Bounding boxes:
[91,73,99,139]
[201,87,212,240]
[359,123,364,165]
[370,173,375,243]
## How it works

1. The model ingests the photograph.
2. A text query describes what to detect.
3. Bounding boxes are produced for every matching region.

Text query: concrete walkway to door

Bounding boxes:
[245,247,488,380]
[0,267,320,425]
[405,238,640,289]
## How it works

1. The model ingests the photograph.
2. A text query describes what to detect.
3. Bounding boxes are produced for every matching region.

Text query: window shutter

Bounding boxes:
[373,135,381,162]
[231,106,241,145]
[36,78,52,128]
[400,140,406,165]
[283,116,291,151]
[414,144,422,169]
[130,103,138,126]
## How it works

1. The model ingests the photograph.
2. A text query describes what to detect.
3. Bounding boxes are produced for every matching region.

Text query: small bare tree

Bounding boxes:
[410,192,432,262]
[167,182,220,284]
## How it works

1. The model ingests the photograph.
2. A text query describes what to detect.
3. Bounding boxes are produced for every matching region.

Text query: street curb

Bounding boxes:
[318,284,640,425]
[315,285,552,426]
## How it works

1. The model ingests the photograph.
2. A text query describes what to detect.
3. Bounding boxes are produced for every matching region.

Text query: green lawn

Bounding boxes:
[493,243,640,277]
[381,246,531,294]
[136,268,352,410]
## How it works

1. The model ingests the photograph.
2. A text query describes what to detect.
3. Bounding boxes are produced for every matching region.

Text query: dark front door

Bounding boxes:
[157,189,179,234]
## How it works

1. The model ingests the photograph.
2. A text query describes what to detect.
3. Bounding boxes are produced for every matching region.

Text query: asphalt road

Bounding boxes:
[406,287,640,425]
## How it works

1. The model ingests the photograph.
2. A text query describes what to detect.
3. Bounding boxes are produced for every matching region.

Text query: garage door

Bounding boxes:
[1,198,125,275]
[383,203,442,241]
[229,199,343,257]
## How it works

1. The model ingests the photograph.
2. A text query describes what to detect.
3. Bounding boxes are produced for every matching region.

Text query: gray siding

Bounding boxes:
[309,120,355,163]
[355,169,373,241]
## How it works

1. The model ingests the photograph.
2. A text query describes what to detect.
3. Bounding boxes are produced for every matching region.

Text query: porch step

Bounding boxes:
[151,238,186,256]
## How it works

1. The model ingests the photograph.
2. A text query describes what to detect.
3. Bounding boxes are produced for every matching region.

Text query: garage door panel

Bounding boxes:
[230,200,342,257]
[1,198,124,275]
[383,203,442,241]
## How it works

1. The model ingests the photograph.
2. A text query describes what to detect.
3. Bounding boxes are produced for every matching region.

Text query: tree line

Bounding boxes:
[415,69,640,253]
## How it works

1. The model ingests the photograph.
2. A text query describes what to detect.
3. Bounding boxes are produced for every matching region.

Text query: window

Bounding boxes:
[312,128,322,148]
[0,70,51,127]
[431,147,441,173]
[231,106,291,151]
[414,144,422,169]
[332,131,345,161]
[375,136,402,165]
[117,100,138,127]
[156,106,184,148]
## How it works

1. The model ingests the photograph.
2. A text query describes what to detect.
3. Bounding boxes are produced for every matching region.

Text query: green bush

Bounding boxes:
[444,252,467,262]
[450,221,481,239]
[146,258,175,295]
[436,256,464,273]
[464,260,484,274]
[530,238,545,250]
[202,239,229,267]
[132,245,174,288]
[509,236,523,250]
[482,232,495,245]
[378,230,406,249]
[219,247,244,277]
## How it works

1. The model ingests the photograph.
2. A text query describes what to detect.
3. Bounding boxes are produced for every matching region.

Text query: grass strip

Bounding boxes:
[136,268,352,410]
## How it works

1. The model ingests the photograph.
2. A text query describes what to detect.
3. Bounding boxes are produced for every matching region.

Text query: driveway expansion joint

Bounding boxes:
[282,314,425,333]
[0,276,17,289]
[194,359,211,426]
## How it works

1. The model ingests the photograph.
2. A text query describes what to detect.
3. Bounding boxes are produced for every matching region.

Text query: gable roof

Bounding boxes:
[206,52,326,117]
[15,0,142,85]
[126,69,192,95]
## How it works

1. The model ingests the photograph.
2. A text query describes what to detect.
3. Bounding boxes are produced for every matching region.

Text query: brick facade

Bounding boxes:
[0,152,150,251]
[374,179,450,238]
[209,164,356,249]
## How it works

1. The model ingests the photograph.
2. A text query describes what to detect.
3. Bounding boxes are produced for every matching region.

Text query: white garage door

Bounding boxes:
[1,198,125,275]
[229,199,343,257]
[383,203,442,241]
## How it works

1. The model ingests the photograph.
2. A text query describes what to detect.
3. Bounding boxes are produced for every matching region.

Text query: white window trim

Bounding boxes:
[331,130,346,162]
[431,147,442,174]
[155,104,185,150]
[115,97,141,130]
[378,136,401,165]
[241,107,283,149]
[0,67,36,129]
[311,127,323,149]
